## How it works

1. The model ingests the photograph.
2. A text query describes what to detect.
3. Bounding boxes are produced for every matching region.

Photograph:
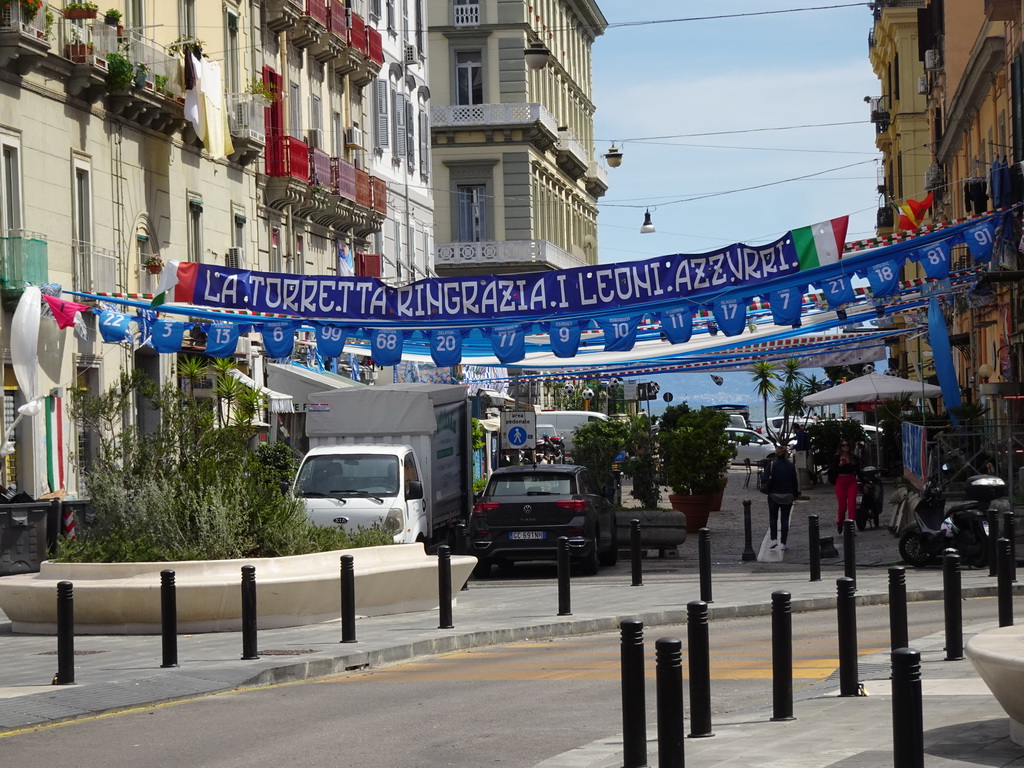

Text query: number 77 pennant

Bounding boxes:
[486,323,526,363]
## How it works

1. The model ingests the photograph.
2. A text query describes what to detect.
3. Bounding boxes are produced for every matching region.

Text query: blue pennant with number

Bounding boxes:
[711,298,748,337]
[261,321,296,359]
[767,287,803,326]
[316,324,350,358]
[596,315,641,352]
[486,323,526,364]
[546,319,584,358]
[206,323,240,357]
[369,328,405,366]
[916,240,951,280]
[658,307,693,344]
[866,260,901,298]
[98,310,134,343]
[429,328,464,366]
[151,319,186,353]
[964,220,996,262]
[820,274,855,309]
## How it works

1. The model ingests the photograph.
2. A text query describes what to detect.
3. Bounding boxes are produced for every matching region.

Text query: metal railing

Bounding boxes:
[0,1,48,39]
[557,128,588,167]
[587,161,608,188]
[227,94,266,143]
[0,230,48,295]
[434,240,586,272]
[73,241,118,294]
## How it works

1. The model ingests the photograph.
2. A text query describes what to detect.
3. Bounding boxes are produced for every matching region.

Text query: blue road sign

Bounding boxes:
[508,426,528,447]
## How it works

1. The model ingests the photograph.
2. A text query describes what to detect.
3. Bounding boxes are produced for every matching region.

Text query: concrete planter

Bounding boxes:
[615,510,687,553]
[966,625,1024,745]
[0,544,475,635]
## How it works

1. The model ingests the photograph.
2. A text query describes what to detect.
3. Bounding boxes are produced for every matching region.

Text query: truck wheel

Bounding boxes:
[598,524,618,566]
[473,559,492,579]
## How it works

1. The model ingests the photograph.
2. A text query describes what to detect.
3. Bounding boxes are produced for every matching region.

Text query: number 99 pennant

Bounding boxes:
[315,324,351,358]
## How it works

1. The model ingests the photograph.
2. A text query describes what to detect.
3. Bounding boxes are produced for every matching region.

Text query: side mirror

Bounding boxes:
[406,480,424,500]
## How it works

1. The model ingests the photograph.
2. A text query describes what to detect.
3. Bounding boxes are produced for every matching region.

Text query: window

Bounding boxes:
[187,198,203,262]
[310,93,323,148]
[129,0,144,29]
[74,166,91,246]
[386,0,395,31]
[393,89,406,160]
[0,140,21,232]
[413,0,423,50]
[455,50,483,106]
[405,99,415,167]
[418,109,429,177]
[368,0,381,21]
[289,81,302,140]
[180,0,196,39]
[332,111,342,157]
[457,184,486,242]
[224,9,240,95]
[374,78,390,149]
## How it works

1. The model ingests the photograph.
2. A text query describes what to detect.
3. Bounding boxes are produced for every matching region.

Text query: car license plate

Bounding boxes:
[509,531,546,540]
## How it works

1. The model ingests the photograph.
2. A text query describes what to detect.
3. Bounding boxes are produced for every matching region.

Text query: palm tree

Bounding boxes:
[749,361,780,441]
[177,355,209,400]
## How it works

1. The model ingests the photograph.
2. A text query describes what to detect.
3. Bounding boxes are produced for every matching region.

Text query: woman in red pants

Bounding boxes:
[829,440,861,533]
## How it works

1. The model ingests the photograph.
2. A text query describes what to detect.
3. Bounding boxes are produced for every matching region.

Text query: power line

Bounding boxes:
[602,120,869,143]
[605,3,869,29]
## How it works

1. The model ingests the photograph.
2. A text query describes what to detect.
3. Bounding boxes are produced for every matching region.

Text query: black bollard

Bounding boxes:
[55,580,75,685]
[891,648,925,768]
[808,514,821,582]
[340,554,357,643]
[687,600,713,738]
[987,510,1000,578]
[770,590,795,722]
[630,518,643,587]
[557,536,571,616]
[437,545,454,629]
[453,522,466,555]
[836,577,859,697]
[942,549,963,661]
[698,528,713,604]
[741,499,756,562]
[998,538,1014,627]
[1005,512,1018,582]
[241,565,259,660]
[619,620,648,768]
[655,637,685,768]
[888,566,908,651]
[160,569,178,669]
[843,519,856,588]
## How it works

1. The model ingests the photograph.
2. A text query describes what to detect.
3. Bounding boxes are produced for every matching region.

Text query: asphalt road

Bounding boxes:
[0,598,1003,768]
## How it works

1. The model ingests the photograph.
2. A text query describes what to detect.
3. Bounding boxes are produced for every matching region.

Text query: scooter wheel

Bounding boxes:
[898,529,933,568]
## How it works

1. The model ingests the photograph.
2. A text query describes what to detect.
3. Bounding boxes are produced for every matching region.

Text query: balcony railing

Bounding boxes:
[0,1,48,39]
[430,103,559,135]
[557,129,588,167]
[227,94,267,143]
[327,0,346,39]
[331,157,357,199]
[0,230,48,304]
[355,168,372,208]
[453,1,480,26]
[304,0,328,25]
[73,241,118,294]
[434,240,586,272]
[266,134,310,182]
[347,10,367,55]
[366,26,383,65]
[586,161,608,188]
[309,146,331,187]
[371,176,387,215]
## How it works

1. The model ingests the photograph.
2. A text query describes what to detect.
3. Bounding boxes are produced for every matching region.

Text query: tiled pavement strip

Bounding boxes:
[0,469,1022,766]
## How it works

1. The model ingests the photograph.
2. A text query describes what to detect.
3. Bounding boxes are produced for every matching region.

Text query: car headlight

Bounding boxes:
[384,508,404,533]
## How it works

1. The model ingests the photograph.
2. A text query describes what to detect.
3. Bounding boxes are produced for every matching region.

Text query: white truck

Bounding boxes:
[294,383,473,547]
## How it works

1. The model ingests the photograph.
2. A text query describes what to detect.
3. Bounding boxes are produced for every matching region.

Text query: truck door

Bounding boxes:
[404,451,427,540]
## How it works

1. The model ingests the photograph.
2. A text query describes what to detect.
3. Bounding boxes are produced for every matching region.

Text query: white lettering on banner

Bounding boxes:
[282,278,300,310]
[528,279,546,309]
[596,269,615,303]
[368,286,387,315]
[554,273,569,307]
[499,281,517,312]
[317,281,336,313]
[578,273,599,306]
[301,280,319,314]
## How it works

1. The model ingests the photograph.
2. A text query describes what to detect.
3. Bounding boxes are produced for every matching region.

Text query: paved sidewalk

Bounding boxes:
[2,563,1023,766]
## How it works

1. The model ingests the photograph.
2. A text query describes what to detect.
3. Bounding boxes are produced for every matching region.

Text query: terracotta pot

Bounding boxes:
[710,488,725,511]
[65,8,98,20]
[145,264,162,274]
[668,493,714,533]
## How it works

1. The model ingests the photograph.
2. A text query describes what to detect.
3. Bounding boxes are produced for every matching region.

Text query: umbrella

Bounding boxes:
[802,373,941,406]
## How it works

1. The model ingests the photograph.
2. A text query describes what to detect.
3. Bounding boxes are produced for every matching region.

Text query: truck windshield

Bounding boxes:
[296,454,400,497]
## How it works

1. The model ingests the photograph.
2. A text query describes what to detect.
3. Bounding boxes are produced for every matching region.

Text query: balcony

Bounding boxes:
[264,134,311,210]
[556,128,588,178]
[308,146,332,187]
[585,161,608,198]
[985,0,1017,21]
[371,176,387,215]
[227,94,266,167]
[289,0,327,49]
[452,1,480,26]
[331,157,357,200]
[0,230,48,309]
[73,241,118,294]
[265,0,305,32]
[311,0,347,63]
[434,240,587,276]
[431,102,560,150]
[0,1,50,75]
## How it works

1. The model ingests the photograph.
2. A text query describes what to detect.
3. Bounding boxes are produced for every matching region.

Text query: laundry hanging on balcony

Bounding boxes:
[183,44,233,160]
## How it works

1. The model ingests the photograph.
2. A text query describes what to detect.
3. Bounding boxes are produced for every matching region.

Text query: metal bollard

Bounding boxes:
[160,569,178,669]
[619,620,648,768]
[942,549,963,661]
[808,514,821,582]
[888,566,908,651]
[453,522,466,556]
[987,510,1000,578]
[741,499,756,562]
[836,577,859,697]
[241,565,259,660]
[437,545,454,629]
[698,528,713,604]
[771,590,795,722]
[655,637,685,768]
[630,518,643,587]
[557,536,571,616]
[687,600,713,738]
[891,648,925,768]
[340,554,357,643]
[998,538,1014,627]
[1005,512,1018,582]
[843,519,856,588]
[55,580,75,685]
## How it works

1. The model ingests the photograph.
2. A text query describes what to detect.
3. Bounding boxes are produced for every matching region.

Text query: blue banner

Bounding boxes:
[315,324,350,358]
[902,422,927,490]
[261,321,296,359]
[486,323,527,364]
[927,297,961,414]
[98,310,133,343]
[866,261,901,297]
[206,323,239,357]
[151,319,186,353]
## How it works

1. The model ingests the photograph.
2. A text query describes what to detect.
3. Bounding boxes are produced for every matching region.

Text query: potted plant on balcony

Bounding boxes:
[64,1,98,20]
[143,254,163,274]
[133,61,149,89]
[659,404,735,532]
[104,49,134,92]
[1,0,43,22]
[102,7,120,26]
[244,76,280,105]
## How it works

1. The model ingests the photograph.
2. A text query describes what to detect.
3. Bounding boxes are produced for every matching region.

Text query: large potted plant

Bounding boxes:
[659,405,735,532]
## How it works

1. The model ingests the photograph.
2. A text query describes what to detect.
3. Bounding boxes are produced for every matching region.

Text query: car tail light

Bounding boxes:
[555,499,587,513]
[472,502,499,515]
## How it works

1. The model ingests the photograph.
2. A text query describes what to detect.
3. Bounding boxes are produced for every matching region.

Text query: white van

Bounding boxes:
[538,411,609,455]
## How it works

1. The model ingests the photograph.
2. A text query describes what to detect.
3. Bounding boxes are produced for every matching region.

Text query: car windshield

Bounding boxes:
[487,473,575,496]
[296,454,400,497]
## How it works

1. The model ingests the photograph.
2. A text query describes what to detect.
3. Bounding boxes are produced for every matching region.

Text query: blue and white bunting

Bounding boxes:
[964,219,996,262]
[596,315,642,352]
[429,328,465,367]
[369,328,405,366]
[866,261,901,297]
[97,310,133,343]
[546,319,584,358]
[916,240,951,280]
[315,324,350,358]
[767,287,803,327]
[205,323,240,357]
[711,298,748,337]
[820,274,855,309]
[658,307,693,344]
[486,323,527,364]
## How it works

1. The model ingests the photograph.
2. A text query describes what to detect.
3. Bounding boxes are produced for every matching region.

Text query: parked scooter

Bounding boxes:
[856,465,884,530]
[897,474,1005,568]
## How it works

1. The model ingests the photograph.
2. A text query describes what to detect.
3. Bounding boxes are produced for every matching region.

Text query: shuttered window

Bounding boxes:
[374,78,389,149]
[394,90,407,159]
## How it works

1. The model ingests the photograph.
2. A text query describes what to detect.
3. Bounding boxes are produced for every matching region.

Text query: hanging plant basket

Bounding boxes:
[146,263,162,274]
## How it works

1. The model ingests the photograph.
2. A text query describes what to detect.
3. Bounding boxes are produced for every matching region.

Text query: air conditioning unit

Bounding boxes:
[404,43,417,65]
[345,126,364,149]
[924,49,941,71]
[306,129,322,150]
[227,247,247,270]
[917,75,929,95]
[234,337,252,356]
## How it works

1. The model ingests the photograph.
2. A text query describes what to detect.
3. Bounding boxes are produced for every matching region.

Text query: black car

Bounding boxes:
[469,464,617,577]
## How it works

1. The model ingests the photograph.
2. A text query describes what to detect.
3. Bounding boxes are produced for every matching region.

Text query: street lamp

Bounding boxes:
[604,144,623,168]
[524,40,551,71]
[640,209,655,234]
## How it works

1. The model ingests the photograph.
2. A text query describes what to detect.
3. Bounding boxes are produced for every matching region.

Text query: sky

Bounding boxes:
[590,1,882,266]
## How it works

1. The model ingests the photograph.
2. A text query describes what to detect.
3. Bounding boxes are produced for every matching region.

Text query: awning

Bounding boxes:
[226,368,293,413]
[266,363,364,410]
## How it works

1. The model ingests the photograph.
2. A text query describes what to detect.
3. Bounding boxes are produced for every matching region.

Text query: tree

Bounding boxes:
[749,361,780,440]
[622,413,660,509]
[572,417,629,494]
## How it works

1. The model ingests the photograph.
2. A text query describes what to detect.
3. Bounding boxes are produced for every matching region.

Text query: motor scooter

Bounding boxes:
[897,474,1005,568]
[856,466,884,530]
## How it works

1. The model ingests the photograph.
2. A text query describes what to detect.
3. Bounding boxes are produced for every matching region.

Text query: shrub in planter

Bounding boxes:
[104,51,134,92]
[659,405,735,497]
[805,419,865,471]
[573,417,629,497]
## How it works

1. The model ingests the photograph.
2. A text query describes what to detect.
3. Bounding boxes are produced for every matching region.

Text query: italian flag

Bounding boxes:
[150,260,200,307]
[45,394,64,493]
[792,216,850,271]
